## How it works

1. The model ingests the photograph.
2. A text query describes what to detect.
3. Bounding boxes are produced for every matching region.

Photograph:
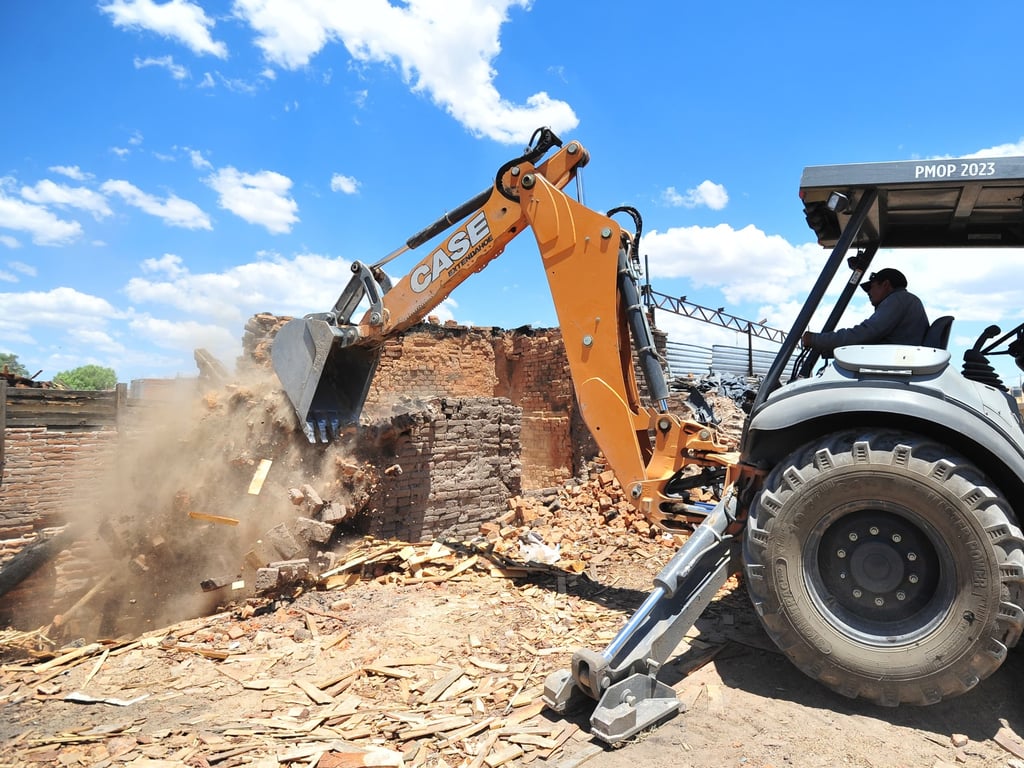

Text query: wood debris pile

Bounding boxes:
[0,521,750,768]
[0,366,56,389]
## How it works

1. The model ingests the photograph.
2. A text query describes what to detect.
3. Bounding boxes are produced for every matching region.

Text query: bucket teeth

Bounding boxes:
[305,415,342,444]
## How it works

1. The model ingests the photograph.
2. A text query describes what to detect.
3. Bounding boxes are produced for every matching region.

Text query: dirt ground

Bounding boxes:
[3,379,1024,767]
[3,527,1024,768]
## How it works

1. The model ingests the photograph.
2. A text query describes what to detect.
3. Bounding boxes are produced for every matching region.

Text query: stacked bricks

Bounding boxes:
[363,397,522,542]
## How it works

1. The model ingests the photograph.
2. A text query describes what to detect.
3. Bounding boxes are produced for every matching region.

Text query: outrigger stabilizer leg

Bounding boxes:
[542,492,738,744]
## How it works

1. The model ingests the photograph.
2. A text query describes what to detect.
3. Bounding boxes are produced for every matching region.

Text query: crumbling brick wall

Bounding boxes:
[0,323,599,627]
[361,397,522,542]
[367,325,500,405]
[0,425,119,622]
[366,324,590,491]
[1,427,118,544]
[492,329,595,489]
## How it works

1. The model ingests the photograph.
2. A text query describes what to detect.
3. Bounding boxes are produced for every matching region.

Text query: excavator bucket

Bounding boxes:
[270,316,380,443]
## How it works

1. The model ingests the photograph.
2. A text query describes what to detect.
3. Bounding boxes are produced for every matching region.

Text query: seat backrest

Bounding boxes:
[922,315,954,349]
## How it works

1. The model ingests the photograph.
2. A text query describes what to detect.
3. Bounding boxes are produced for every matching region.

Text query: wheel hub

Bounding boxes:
[849,541,905,594]
[817,509,939,623]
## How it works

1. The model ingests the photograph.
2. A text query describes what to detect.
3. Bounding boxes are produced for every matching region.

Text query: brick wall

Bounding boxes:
[367,325,500,405]
[0,426,118,541]
[0,422,121,627]
[363,397,521,542]
[366,324,585,490]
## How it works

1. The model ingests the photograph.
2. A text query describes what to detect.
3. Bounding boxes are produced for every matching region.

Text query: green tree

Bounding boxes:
[54,364,118,390]
[0,352,30,377]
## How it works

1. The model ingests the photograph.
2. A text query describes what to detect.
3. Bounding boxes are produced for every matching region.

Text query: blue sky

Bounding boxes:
[3,1,1024,390]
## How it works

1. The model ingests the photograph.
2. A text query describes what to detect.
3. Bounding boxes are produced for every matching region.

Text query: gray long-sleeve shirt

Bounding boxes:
[809,288,929,356]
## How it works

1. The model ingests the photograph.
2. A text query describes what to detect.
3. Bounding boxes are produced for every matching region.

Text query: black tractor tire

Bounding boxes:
[744,429,1024,706]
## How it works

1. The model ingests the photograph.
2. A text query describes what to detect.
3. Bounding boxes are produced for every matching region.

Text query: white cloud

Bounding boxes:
[232,0,578,144]
[128,314,238,357]
[8,261,36,277]
[876,250,1024,329]
[101,179,212,229]
[126,251,355,319]
[6,250,360,380]
[206,167,298,234]
[0,187,82,246]
[0,235,22,249]
[0,259,36,283]
[187,148,213,170]
[49,165,92,181]
[21,179,113,220]
[662,180,729,210]
[67,327,127,355]
[216,72,262,93]
[141,253,189,279]
[330,173,359,194]
[120,251,358,366]
[0,287,120,326]
[134,54,189,80]
[100,0,228,58]
[962,138,1024,158]
[644,223,820,306]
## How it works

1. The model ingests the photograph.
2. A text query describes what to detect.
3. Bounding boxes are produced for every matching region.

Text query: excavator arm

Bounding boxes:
[271,129,751,743]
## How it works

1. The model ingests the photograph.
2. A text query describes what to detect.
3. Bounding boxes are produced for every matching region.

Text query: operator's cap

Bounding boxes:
[861,267,908,292]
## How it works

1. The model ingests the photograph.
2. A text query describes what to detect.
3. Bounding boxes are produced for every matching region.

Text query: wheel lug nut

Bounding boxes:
[869,526,879,535]
[852,588,863,598]
[839,572,847,580]
[896,591,906,601]
[837,549,847,559]
[848,532,859,542]
[908,574,919,584]
[907,552,917,562]
[874,597,885,606]
[892,533,902,543]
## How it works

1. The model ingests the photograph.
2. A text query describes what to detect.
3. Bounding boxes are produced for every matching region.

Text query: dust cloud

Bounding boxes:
[43,366,377,642]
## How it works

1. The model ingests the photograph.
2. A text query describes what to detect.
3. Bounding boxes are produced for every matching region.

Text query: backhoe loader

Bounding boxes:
[271,131,1024,744]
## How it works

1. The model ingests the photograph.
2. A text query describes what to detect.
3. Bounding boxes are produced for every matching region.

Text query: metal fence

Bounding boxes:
[663,343,713,378]
[664,339,778,379]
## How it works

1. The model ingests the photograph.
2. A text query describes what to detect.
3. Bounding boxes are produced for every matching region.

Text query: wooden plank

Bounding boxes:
[419,667,465,704]
[5,388,120,427]
[435,716,497,748]
[469,656,508,673]
[247,459,273,495]
[364,665,416,679]
[294,678,335,705]
[484,743,523,767]
[187,511,240,526]
[397,716,474,741]
[995,726,1024,759]
[33,642,105,672]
